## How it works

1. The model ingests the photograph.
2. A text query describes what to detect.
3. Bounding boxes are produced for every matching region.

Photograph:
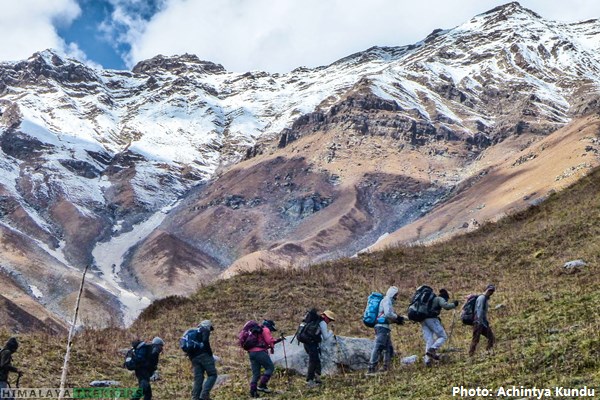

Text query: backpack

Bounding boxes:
[0,348,9,370]
[407,285,436,322]
[238,320,266,351]
[362,292,385,328]
[293,309,322,344]
[123,343,150,371]
[179,328,206,356]
[461,294,479,325]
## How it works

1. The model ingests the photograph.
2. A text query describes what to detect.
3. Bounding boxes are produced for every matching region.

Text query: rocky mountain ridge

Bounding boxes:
[1,2,599,328]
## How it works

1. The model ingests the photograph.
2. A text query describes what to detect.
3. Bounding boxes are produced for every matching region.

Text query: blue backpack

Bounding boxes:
[180,328,206,355]
[363,292,385,327]
[124,343,150,370]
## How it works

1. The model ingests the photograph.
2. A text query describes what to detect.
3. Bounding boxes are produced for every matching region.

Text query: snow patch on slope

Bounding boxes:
[92,204,176,325]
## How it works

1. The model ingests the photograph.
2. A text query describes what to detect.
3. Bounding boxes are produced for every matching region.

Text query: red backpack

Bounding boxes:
[238,320,266,350]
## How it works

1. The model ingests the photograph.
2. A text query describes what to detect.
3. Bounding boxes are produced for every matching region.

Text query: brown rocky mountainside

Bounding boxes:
[133,109,599,282]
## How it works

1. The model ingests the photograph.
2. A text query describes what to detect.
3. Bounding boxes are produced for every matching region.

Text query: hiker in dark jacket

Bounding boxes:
[247,319,283,398]
[305,310,335,388]
[189,320,217,400]
[0,337,22,396]
[367,286,404,374]
[131,337,163,400]
[421,288,459,365]
[469,284,496,356]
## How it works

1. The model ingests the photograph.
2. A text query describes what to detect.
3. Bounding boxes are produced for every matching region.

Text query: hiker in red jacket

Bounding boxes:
[246,320,282,398]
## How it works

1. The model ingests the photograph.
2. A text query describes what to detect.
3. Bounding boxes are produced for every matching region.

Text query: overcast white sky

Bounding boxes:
[1,0,599,73]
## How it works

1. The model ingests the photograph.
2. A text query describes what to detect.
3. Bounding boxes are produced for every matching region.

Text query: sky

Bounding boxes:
[0,0,599,73]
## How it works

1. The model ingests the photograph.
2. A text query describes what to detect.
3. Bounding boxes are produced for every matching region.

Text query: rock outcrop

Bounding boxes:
[271,336,374,375]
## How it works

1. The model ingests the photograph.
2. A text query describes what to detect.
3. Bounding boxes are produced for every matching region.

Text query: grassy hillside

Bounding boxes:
[2,167,600,399]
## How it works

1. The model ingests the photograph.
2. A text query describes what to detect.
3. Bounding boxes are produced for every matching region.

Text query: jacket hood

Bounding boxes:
[198,320,213,330]
[4,337,18,352]
[386,286,399,299]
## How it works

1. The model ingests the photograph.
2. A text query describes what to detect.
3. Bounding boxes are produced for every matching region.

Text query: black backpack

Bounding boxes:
[0,348,9,370]
[407,285,437,322]
[293,309,322,344]
[124,343,150,371]
[461,294,479,325]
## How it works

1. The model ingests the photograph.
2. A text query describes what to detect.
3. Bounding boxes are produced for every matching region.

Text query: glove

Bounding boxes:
[453,300,459,307]
[395,316,405,325]
[149,371,160,382]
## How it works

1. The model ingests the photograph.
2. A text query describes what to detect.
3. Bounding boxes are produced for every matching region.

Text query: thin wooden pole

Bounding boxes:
[58,264,89,399]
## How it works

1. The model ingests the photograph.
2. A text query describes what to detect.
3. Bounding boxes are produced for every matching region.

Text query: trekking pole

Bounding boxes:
[16,372,22,389]
[446,309,457,349]
[331,325,348,377]
[59,264,89,400]
[281,335,291,388]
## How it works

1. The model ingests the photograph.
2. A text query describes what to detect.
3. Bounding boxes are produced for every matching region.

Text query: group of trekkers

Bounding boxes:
[0,284,495,400]
[126,283,495,399]
[366,283,496,374]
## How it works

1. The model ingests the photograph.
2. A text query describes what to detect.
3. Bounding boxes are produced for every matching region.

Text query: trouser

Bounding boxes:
[0,381,15,400]
[368,326,393,371]
[303,342,321,381]
[249,350,274,391]
[421,318,447,363]
[192,353,218,400]
[469,323,495,356]
[131,373,151,400]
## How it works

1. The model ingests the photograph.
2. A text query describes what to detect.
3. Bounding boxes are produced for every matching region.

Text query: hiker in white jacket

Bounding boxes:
[367,286,404,373]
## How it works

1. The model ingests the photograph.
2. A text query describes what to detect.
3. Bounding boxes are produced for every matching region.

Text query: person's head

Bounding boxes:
[321,310,337,323]
[387,286,399,301]
[198,320,214,331]
[5,337,18,353]
[262,319,277,332]
[484,284,496,297]
[151,337,164,352]
[439,288,450,301]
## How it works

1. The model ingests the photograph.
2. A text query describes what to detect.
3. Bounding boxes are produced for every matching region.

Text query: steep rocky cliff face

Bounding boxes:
[1,2,599,328]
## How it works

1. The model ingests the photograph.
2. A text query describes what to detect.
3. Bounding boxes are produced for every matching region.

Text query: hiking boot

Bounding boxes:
[314,374,322,384]
[257,386,272,393]
[306,380,321,388]
[426,348,440,361]
[249,389,259,398]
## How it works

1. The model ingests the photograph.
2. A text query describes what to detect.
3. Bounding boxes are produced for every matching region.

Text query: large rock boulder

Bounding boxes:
[271,335,374,376]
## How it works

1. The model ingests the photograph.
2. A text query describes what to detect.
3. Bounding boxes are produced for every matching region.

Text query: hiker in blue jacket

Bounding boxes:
[367,286,404,374]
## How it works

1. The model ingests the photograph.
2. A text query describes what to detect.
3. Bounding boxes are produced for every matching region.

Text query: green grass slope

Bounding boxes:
[2,168,600,399]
